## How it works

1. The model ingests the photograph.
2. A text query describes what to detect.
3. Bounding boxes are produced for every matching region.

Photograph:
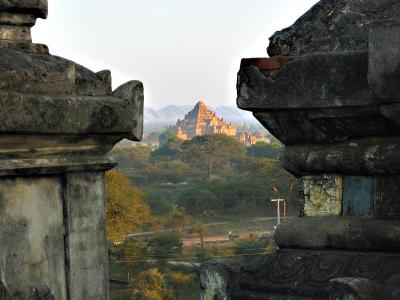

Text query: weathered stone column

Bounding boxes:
[201,1,400,299]
[0,1,143,299]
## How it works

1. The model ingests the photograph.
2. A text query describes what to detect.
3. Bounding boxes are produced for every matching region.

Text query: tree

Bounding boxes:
[247,140,284,159]
[180,134,246,178]
[131,268,175,300]
[150,139,183,160]
[118,239,146,281]
[158,131,179,147]
[111,146,153,182]
[190,223,208,249]
[168,205,191,234]
[149,159,198,184]
[106,170,153,243]
[146,232,183,261]
[178,189,219,216]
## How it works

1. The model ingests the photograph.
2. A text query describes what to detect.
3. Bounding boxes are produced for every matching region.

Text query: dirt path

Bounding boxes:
[127,221,231,238]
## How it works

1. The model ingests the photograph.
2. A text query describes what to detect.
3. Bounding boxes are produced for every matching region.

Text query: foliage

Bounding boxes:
[180,134,246,178]
[246,140,284,159]
[178,188,219,216]
[111,133,298,218]
[151,139,183,159]
[189,223,208,248]
[146,159,198,184]
[168,205,192,234]
[159,131,180,147]
[146,233,183,261]
[112,146,153,177]
[106,170,153,243]
[116,239,147,281]
[119,239,146,261]
[144,191,172,216]
[195,250,207,262]
[167,271,194,288]
[131,268,175,300]
[233,237,269,256]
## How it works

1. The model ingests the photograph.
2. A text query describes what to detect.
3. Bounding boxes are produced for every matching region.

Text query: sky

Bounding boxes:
[32,0,318,109]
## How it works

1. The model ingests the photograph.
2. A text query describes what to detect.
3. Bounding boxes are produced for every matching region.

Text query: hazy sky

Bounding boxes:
[32,0,318,109]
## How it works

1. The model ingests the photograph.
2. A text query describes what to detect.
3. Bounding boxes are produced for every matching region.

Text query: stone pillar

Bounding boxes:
[0,1,143,299]
[201,1,400,299]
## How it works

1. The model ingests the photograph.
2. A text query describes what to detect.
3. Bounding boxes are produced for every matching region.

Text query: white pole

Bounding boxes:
[271,198,284,226]
[277,200,281,225]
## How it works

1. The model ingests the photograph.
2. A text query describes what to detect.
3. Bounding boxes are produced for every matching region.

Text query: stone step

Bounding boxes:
[237,291,322,300]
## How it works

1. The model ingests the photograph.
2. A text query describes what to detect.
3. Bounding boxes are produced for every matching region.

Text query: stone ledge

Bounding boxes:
[275,217,400,251]
[282,138,400,175]
[235,291,322,300]
[237,51,379,110]
[0,40,48,54]
[253,104,400,145]
[240,56,294,70]
[0,24,30,41]
[0,0,47,19]
[0,134,123,159]
[0,87,143,140]
[0,155,116,176]
[0,47,110,96]
[201,249,400,299]
[0,12,36,26]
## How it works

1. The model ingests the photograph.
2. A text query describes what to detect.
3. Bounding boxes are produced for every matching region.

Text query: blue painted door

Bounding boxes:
[343,176,373,216]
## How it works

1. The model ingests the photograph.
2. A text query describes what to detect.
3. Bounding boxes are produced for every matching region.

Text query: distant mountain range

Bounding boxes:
[144,105,256,127]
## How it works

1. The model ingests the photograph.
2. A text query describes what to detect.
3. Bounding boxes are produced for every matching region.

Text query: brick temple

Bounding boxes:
[168,101,237,140]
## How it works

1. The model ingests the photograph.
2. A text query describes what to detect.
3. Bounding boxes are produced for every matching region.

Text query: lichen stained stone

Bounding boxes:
[301,175,343,217]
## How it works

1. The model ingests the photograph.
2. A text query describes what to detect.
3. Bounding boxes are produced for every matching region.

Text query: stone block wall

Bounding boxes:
[0,1,143,299]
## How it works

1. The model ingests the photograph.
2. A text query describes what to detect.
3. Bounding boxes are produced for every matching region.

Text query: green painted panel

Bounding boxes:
[343,176,373,216]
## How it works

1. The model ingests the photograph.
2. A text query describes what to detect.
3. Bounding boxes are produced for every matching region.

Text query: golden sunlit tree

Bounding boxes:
[131,268,175,300]
[106,170,153,243]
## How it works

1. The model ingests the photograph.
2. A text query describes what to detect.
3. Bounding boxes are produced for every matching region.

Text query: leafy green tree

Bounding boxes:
[178,189,219,216]
[246,140,284,159]
[146,233,183,261]
[150,139,183,159]
[180,134,246,178]
[190,223,208,249]
[149,160,199,183]
[118,239,146,281]
[159,131,179,147]
[144,192,172,216]
[106,170,153,243]
[112,146,153,174]
[168,205,191,234]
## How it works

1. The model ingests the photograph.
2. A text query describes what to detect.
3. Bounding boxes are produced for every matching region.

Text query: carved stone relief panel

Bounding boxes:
[301,175,343,216]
